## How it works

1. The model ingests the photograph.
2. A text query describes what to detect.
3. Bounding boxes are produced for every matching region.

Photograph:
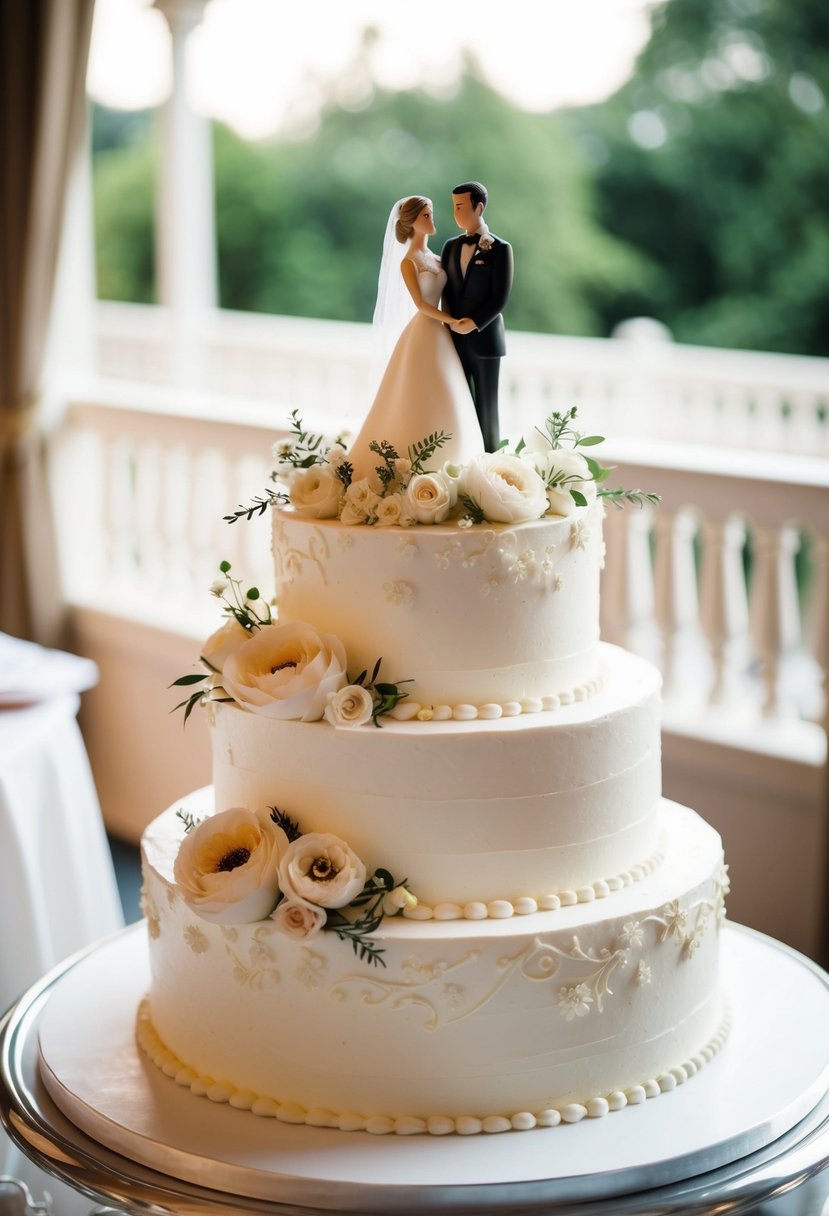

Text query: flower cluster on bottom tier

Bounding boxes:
[140,800,728,1135]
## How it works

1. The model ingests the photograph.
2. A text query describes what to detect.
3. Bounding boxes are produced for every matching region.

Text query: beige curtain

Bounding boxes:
[0,0,95,643]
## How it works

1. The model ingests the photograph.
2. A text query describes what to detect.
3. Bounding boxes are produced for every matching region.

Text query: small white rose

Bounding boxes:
[382,885,418,916]
[279,833,367,909]
[544,449,597,503]
[289,464,344,519]
[222,621,347,721]
[174,806,289,924]
[272,898,327,940]
[324,684,375,728]
[405,470,456,525]
[374,492,410,528]
[460,453,548,524]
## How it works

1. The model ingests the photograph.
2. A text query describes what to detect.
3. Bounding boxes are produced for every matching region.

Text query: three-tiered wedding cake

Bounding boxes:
[137,411,729,1137]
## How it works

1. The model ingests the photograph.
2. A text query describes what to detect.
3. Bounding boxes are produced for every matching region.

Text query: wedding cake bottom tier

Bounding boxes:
[139,801,728,1134]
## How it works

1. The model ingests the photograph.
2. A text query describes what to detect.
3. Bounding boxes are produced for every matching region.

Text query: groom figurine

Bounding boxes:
[441,181,513,451]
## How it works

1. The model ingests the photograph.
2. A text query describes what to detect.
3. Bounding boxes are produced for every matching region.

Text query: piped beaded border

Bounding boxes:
[136,1000,730,1136]
[403,846,665,923]
[385,674,603,723]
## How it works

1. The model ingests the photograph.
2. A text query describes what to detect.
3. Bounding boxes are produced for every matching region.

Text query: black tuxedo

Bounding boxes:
[441,232,514,451]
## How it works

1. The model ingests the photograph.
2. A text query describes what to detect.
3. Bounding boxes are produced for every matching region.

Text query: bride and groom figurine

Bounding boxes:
[349,182,513,479]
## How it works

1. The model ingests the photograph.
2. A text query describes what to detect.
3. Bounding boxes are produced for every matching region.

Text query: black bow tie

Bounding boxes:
[460,234,479,245]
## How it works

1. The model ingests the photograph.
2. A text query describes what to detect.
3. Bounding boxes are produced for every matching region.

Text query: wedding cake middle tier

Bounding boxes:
[210,644,661,909]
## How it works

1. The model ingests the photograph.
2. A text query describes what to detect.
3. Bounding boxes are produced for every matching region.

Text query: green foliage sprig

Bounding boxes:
[176,809,203,833]
[368,438,399,489]
[224,488,288,525]
[408,431,452,475]
[170,561,271,722]
[326,869,403,968]
[353,657,412,727]
[269,806,302,843]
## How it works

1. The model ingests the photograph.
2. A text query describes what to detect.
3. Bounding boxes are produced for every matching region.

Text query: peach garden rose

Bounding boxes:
[174,806,289,924]
[222,622,347,721]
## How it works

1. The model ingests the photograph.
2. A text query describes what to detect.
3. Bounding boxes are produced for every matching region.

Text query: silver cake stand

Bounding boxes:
[2,922,829,1215]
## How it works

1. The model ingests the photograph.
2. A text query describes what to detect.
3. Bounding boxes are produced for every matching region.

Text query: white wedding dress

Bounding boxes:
[349,252,484,480]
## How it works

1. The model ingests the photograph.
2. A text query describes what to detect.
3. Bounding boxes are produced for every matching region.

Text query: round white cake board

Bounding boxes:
[37,923,829,1211]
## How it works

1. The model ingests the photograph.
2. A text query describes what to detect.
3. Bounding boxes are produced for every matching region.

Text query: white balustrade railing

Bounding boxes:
[94,302,829,457]
[52,385,829,755]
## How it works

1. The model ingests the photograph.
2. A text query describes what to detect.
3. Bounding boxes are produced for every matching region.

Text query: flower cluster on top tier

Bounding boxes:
[171,565,409,727]
[223,407,659,529]
[174,805,414,966]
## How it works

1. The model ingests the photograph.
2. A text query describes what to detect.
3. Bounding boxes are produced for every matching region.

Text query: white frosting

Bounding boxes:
[209,644,663,906]
[141,801,727,1128]
[271,505,603,708]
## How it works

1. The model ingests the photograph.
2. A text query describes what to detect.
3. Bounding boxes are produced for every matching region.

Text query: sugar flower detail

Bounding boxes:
[278,833,367,910]
[324,684,375,729]
[174,806,289,924]
[222,622,347,722]
[558,982,594,1021]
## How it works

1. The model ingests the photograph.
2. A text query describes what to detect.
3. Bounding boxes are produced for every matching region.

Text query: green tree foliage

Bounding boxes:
[92,105,156,303]
[564,0,829,354]
[91,71,648,336]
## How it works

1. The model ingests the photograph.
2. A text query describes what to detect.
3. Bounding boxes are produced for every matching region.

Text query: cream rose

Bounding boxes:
[174,806,288,924]
[460,453,548,524]
[405,470,456,525]
[374,492,410,528]
[324,684,375,728]
[272,898,327,940]
[289,464,344,519]
[278,833,367,909]
[341,478,381,525]
[222,622,347,721]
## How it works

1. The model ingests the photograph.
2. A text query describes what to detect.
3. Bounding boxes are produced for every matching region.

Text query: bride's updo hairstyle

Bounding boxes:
[395,196,429,243]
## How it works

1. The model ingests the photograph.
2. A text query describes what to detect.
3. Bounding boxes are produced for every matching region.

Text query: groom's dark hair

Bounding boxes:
[453,181,488,210]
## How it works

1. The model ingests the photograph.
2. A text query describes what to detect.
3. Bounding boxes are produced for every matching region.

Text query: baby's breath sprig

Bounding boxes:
[273,408,330,470]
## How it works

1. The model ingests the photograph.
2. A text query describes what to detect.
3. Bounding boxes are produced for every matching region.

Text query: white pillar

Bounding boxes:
[153,0,217,384]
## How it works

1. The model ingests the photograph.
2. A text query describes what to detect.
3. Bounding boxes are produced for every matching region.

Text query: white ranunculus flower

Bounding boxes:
[279,833,367,909]
[272,898,327,940]
[174,806,289,924]
[289,464,344,519]
[545,449,597,501]
[545,486,577,517]
[324,684,375,728]
[405,470,456,525]
[222,622,347,721]
[374,492,410,527]
[460,453,548,524]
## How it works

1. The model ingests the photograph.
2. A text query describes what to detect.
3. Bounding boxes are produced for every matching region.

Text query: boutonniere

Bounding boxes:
[478,233,494,252]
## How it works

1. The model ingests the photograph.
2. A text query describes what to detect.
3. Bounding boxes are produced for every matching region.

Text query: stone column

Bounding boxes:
[153,0,217,383]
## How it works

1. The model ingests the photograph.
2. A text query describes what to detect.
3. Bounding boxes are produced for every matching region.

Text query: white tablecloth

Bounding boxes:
[0,694,124,1014]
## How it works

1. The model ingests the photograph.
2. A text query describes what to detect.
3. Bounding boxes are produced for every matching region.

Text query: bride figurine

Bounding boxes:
[348,196,484,480]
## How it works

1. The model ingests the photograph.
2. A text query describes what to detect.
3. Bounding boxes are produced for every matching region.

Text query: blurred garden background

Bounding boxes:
[90,0,829,356]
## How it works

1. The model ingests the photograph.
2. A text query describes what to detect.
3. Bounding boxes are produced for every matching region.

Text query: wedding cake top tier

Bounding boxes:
[271,503,603,713]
